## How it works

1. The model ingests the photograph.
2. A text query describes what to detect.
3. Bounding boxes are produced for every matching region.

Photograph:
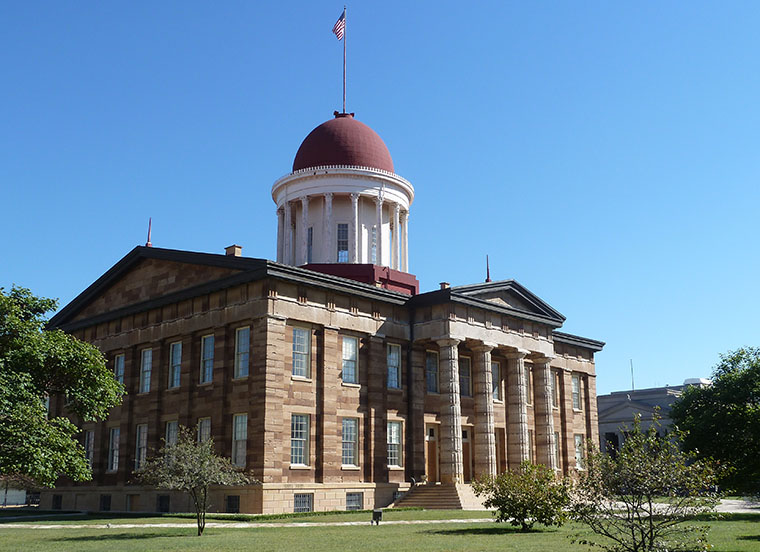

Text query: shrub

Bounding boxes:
[472,461,571,531]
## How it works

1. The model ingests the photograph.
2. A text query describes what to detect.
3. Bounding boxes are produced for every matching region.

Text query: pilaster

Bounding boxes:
[262,315,287,483]
[505,348,530,469]
[533,355,558,470]
[472,343,497,478]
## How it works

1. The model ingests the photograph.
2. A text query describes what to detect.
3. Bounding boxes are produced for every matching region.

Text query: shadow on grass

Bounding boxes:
[738,535,760,541]
[425,525,554,536]
[53,530,194,542]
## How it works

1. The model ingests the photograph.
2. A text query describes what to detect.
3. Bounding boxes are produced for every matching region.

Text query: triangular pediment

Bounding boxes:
[49,246,264,329]
[451,280,566,324]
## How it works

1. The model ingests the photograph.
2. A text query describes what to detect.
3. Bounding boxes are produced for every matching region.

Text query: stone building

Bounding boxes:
[42,112,604,513]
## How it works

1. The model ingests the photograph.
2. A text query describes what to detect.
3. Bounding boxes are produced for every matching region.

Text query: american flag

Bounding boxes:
[332,10,345,40]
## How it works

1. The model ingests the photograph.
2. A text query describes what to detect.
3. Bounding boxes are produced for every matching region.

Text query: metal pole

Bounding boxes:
[343,6,347,113]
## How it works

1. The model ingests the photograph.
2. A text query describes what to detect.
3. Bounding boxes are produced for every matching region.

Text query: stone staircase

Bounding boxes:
[391,483,488,510]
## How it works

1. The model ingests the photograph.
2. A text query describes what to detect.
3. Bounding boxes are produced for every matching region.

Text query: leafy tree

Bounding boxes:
[571,414,720,552]
[472,461,571,531]
[0,286,123,486]
[134,426,252,536]
[670,347,760,493]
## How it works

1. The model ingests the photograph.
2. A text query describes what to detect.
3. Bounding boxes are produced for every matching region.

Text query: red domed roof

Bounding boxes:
[292,112,394,173]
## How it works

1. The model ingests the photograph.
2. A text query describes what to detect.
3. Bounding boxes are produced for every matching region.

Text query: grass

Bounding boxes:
[0,512,758,551]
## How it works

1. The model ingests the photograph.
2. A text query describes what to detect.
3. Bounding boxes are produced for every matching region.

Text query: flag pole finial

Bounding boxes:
[485,255,491,282]
[146,217,153,247]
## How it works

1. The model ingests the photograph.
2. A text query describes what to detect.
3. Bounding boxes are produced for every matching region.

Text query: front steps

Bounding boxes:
[391,483,488,510]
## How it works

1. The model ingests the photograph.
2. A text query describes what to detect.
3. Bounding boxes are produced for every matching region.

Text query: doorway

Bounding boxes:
[425,424,439,483]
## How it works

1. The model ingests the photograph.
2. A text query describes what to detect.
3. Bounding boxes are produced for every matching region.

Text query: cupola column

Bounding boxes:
[283,201,293,265]
[374,197,384,267]
[505,349,530,468]
[323,193,333,263]
[402,210,409,272]
[276,208,284,263]
[350,193,359,263]
[392,203,401,270]
[300,196,309,265]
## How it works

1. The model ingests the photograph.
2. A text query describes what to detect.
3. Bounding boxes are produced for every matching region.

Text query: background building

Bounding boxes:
[597,378,710,454]
[42,112,604,513]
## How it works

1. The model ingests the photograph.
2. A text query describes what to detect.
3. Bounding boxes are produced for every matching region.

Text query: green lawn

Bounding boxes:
[0,513,758,552]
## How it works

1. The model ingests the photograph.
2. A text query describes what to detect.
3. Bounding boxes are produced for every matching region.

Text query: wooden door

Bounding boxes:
[425,424,439,483]
[462,427,472,482]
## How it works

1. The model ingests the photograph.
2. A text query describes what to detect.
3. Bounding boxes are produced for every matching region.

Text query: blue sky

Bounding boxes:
[2,2,758,394]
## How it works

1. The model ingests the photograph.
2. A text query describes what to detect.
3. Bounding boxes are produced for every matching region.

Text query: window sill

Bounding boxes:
[341,465,361,471]
[388,465,404,471]
[387,386,403,393]
[198,381,213,387]
[341,382,361,388]
[232,375,249,382]
[573,408,583,413]
[291,376,313,383]
[493,398,504,404]
[289,464,312,470]
[166,386,180,392]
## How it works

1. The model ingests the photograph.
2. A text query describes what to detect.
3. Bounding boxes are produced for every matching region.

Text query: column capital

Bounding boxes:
[324,192,333,199]
[300,195,309,204]
[393,202,401,214]
[436,337,461,348]
[531,354,556,366]
[504,348,530,360]
[472,342,497,353]
[350,192,359,202]
[374,196,383,206]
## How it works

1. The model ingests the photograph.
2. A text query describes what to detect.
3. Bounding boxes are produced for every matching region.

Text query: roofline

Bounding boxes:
[49,246,410,331]
[552,331,605,351]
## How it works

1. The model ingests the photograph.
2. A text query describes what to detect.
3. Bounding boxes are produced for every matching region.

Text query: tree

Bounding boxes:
[472,461,571,531]
[571,414,720,552]
[0,286,123,486]
[134,426,252,536]
[670,347,760,493]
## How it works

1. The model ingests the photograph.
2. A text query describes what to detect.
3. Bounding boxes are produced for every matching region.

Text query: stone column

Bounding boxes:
[392,203,400,270]
[374,197,384,267]
[472,343,497,478]
[323,193,333,263]
[401,210,409,272]
[505,349,530,469]
[350,193,359,263]
[300,196,309,265]
[533,355,558,471]
[283,201,292,265]
[437,338,463,484]
[276,208,284,263]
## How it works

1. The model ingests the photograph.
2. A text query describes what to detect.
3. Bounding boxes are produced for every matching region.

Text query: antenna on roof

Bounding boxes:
[485,255,492,283]
[630,359,635,391]
[146,217,153,247]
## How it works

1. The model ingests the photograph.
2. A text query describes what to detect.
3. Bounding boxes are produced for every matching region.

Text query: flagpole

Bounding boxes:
[343,6,347,113]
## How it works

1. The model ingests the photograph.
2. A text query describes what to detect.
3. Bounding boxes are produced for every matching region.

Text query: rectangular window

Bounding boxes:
[99,494,111,512]
[528,429,535,462]
[387,344,401,389]
[139,348,152,393]
[371,225,377,264]
[572,374,582,410]
[235,327,250,378]
[387,421,402,467]
[294,493,313,513]
[575,434,585,469]
[135,424,147,470]
[290,414,309,465]
[491,362,501,400]
[425,351,439,393]
[346,492,363,511]
[292,327,310,377]
[114,354,124,385]
[165,420,178,447]
[337,223,349,262]
[200,335,214,383]
[169,342,181,389]
[554,431,561,468]
[226,495,240,514]
[232,413,247,467]
[157,495,170,513]
[307,227,313,264]
[342,336,358,383]
[84,430,94,468]
[459,357,472,396]
[197,417,211,443]
[342,418,358,466]
[524,365,532,405]
[551,370,559,408]
[107,428,120,472]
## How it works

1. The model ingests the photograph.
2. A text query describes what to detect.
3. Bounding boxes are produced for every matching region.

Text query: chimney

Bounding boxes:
[225,244,242,257]
[439,282,450,290]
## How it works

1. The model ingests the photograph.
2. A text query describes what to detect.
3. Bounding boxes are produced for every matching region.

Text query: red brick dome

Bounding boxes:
[292,112,394,173]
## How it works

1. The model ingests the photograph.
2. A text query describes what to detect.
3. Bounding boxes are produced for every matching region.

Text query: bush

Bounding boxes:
[472,461,571,531]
